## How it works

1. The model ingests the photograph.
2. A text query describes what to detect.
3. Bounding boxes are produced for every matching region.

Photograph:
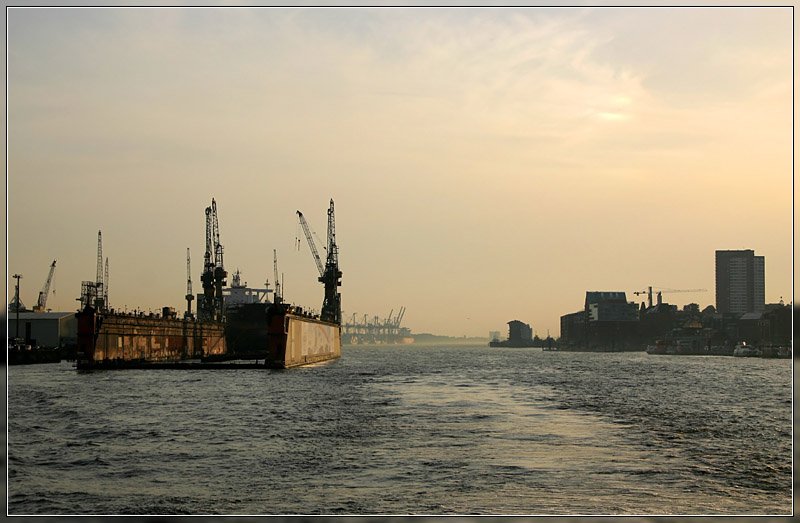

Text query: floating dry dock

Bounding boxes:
[76,198,343,371]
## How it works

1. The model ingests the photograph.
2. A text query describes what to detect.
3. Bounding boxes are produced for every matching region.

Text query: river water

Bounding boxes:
[7,345,793,515]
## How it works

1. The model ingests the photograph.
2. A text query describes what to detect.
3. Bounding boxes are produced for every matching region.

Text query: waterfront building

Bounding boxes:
[508,320,533,344]
[8,311,77,348]
[715,249,765,315]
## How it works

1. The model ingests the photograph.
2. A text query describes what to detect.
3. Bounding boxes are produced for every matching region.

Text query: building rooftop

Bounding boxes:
[9,311,76,320]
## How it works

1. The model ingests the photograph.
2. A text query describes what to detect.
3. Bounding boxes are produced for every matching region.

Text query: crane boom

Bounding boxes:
[297,210,325,277]
[33,260,56,312]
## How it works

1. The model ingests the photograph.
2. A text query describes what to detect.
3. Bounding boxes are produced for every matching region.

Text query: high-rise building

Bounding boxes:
[715,250,765,315]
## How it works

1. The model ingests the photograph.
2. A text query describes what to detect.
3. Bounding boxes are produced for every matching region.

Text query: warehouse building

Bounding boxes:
[7,312,77,349]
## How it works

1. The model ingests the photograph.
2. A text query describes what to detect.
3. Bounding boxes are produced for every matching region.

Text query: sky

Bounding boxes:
[5,5,794,338]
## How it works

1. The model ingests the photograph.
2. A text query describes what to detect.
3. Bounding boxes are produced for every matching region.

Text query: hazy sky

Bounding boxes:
[6,6,793,337]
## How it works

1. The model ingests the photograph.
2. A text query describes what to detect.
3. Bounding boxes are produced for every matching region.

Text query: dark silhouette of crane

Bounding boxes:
[185,248,194,318]
[95,231,105,311]
[198,199,226,321]
[297,199,342,325]
[32,260,56,313]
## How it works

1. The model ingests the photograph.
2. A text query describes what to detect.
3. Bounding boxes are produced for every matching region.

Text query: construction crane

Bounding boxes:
[634,286,707,308]
[185,248,194,318]
[32,260,56,313]
[297,199,342,324]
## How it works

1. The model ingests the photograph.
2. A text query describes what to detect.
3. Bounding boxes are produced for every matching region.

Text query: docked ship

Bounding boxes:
[76,199,342,370]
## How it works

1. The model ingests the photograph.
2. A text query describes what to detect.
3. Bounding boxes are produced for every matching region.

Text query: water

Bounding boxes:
[7,345,793,515]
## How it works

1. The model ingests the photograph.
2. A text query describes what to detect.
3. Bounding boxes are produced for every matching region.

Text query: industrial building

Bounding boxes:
[715,249,765,315]
[8,311,77,349]
[559,291,639,350]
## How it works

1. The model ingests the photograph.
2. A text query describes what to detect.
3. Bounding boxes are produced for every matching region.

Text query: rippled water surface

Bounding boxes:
[7,345,792,515]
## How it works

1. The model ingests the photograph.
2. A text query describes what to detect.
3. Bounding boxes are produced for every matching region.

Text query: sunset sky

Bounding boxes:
[6,5,794,337]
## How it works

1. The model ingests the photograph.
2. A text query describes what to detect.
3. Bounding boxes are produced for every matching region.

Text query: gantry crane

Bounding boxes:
[32,260,57,313]
[297,199,342,324]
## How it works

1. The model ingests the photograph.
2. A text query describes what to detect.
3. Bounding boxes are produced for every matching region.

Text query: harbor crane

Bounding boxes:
[32,260,57,313]
[297,199,342,324]
[634,286,707,308]
[200,199,227,321]
[95,231,105,311]
[104,258,109,310]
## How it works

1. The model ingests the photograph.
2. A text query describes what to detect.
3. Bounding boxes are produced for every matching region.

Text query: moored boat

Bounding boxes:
[733,342,761,358]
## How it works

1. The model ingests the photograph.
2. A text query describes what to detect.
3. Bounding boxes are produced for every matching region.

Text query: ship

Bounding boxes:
[76,198,342,370]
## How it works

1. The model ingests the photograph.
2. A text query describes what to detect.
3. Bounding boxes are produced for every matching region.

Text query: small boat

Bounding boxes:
[733,342,761,358]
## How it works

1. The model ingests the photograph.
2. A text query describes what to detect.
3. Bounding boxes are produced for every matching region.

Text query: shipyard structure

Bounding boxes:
[76,199,342,370]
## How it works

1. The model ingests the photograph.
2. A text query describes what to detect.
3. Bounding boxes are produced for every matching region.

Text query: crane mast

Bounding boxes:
[104,258,109,310]
[185,248,194,318]
[33,260,56,312]
[211,199,227,320]
[200,205,215,320]
[95,231,105,311]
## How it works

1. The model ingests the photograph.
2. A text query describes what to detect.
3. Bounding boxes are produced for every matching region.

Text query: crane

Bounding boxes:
[211,199,227,320]
[104,258,109,310]
[634,286,707,308]
[95,231,105,311]
[32,260,57,313]
[200,204,216,320]
[297,199,342,324]
[185,248,194,318]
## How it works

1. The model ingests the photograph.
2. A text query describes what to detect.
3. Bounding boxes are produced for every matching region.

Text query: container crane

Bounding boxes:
[32,260,56,313]
[297,199,342,324]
